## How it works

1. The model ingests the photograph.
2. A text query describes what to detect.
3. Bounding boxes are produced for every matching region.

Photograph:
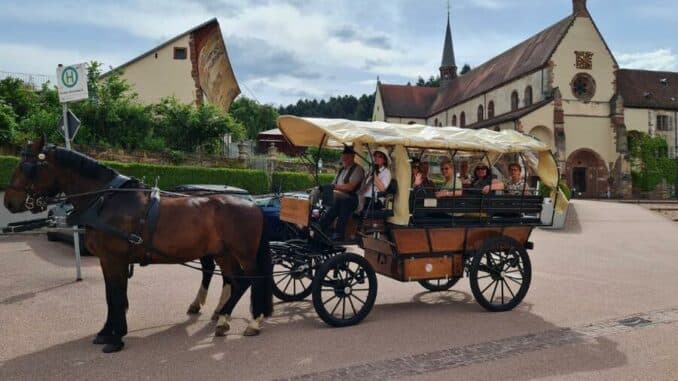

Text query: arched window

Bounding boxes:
[460,112,466,128]
[477,105,484,122]
[434,117,439,127]
[488,101,495,118]
[407,121,416,125]
[511,91,519,111]
[524,86,533,106]
[452,114,457,126]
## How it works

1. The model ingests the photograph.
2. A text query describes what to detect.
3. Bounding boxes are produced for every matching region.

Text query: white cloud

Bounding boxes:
[0,42,124,76]
[617,49,678,71]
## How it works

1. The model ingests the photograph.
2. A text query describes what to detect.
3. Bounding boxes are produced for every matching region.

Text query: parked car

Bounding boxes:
[46,202,90,255]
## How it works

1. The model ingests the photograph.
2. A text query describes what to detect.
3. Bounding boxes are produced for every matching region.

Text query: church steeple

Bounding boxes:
[439,8,457,86]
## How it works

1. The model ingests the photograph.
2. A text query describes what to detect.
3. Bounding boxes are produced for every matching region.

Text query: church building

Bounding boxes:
[372,0,678,198]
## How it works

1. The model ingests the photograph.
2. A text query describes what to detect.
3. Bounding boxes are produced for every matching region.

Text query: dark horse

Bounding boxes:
[4,138,273,353]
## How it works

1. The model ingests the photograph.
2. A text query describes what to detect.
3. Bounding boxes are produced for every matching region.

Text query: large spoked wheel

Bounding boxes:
[271,242,314,302]
[469,236,531,312]
[418,277,460,292]
[312,253,377,327]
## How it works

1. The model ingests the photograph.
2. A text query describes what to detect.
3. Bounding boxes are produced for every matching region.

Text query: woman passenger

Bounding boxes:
[360,147,392,213]
[471,164,504,195]
[505,163,531,195]
[435,158,462,197]
[412,159,435,197]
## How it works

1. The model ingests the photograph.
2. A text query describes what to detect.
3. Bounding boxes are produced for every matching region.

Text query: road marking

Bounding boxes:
[278,307,678,381]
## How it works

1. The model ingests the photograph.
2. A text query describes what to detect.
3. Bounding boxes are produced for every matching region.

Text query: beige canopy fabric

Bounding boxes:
[278,116,553,153]
[277,116,567,224]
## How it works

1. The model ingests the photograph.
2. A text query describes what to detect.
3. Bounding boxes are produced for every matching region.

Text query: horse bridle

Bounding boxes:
[10,145,54,212]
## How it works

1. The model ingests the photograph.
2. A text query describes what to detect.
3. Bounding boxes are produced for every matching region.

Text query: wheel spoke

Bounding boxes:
[347,293,358,316]
[351,292,367,305]
[281,274,293,293]
[480,279,497,294]
[506,276,523,286]
[275,273,291,286]
[322,294,337,306]
[502,279,516,299]
[500,280,505,304]
[342,297,346,319]
[330,297,342,315]
[348,294,365,309]
[489,279,499,303]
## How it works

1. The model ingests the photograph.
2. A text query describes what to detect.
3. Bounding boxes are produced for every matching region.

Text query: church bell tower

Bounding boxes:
[439,10,457,87]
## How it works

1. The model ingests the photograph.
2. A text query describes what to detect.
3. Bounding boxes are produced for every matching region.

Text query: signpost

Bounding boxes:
[56,63,89,281]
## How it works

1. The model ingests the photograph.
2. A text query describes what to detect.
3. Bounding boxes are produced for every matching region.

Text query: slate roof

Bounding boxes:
[440,15,456,68]
[378,83,438,118]
[379,16,574,120]
[429,15,574,116]
[617,69,678,110]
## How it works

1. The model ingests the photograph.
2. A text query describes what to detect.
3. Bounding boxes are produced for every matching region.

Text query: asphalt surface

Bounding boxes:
[1,200,677,380]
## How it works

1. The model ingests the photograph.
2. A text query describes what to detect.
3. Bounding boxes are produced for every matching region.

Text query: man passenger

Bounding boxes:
[320,146,365,240]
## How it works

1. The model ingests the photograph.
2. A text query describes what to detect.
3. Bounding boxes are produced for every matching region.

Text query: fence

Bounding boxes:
[0,70,56,88]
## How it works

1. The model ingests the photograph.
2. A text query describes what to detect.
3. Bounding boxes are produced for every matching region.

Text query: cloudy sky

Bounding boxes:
[1,0,677,106]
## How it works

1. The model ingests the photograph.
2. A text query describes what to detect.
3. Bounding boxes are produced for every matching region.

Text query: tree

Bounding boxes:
[0,99,17,144]
[153,97,244,153]
[230,97,279,140]
[460,64,472,75]
[278,93,374,121]
[416,75,440,87]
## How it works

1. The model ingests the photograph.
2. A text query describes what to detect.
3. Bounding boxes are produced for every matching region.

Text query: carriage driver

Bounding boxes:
[320,145,365,240]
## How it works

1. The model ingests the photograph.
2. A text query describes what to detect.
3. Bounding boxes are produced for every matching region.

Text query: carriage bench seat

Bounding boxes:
[410,195,544,225]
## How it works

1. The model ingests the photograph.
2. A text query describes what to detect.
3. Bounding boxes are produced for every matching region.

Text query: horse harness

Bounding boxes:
[67,174,162,271]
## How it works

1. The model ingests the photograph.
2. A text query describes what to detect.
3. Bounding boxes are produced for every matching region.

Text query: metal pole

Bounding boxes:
[63,103,81,281]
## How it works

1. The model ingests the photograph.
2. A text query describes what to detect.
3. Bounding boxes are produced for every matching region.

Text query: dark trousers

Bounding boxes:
[320,191,357,238]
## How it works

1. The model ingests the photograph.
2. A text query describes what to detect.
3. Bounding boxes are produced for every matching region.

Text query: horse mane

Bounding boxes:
[53,147,119,181]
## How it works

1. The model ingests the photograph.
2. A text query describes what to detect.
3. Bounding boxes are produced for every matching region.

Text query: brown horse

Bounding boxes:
[4,138,273,353]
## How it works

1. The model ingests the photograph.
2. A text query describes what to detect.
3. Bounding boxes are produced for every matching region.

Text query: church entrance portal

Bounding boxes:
[565,149,609,198]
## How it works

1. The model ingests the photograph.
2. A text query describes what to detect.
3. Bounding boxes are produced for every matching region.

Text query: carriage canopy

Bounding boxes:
[277,116,567,225]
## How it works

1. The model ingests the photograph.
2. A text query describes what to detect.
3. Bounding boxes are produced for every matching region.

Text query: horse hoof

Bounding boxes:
[93,335,111,345]
[243,326,260,337]
[187,304,201,314]
[215,324,230,337]
[102,341,124,353]
[211,312,220,321]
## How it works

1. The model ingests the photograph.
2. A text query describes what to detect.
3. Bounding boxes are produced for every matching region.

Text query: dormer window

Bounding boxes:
[644,91,652,99]
[660,78,668,86]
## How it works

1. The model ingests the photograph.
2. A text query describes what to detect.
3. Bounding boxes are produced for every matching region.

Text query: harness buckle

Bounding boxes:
[128,234,144,245]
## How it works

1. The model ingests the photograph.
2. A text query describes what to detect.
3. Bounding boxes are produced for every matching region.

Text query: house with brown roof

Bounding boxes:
[373,0,677,198]
[104,18,240,111]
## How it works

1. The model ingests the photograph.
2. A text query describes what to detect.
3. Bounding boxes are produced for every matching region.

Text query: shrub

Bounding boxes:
[0,155,19,189]
[271,172,335,193]
[539,181,571,200]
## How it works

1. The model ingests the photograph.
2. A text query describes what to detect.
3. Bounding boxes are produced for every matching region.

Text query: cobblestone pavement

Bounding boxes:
[279,307,678,381]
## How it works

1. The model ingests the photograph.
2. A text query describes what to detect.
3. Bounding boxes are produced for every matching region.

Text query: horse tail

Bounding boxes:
[251,210,273,318]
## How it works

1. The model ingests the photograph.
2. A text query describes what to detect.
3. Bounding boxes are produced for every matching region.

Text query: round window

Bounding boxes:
[570,73,596,101]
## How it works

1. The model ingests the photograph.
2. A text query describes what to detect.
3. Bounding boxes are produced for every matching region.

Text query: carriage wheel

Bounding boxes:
[312,252,377,327]
[271,244,313,302]
[418,277,460,292]
[469,236,531,312]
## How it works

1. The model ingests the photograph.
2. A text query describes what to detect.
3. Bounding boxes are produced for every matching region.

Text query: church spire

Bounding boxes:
[439,5,457,86]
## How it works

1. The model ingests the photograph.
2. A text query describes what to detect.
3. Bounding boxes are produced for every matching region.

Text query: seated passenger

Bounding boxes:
[470,164,504,195]
[412,159,435,197]
[505,163,532,196]
[360,147,392,214]
[435,158,462,197]
[319,146,365,240]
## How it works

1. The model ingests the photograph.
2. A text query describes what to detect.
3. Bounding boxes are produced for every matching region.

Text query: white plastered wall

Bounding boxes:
[372,86,386,121]
[385,117,426,125]
[120,34,195,105]
[550,15,617,164]
[520,102,555,150]
[429,70,547,127]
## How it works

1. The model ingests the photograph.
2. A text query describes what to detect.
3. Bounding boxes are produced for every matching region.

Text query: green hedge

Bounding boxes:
[0,156,19,189]
[271,171,335,193]
[0,155,341,195]
[105,161,269,194]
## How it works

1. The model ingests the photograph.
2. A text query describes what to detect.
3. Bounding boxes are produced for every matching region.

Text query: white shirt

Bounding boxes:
[361,167,392,198]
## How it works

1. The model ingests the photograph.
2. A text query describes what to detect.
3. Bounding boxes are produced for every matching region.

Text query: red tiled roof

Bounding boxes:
[617,69,678,110]
[429,16,574,116]
[378,83,438,118]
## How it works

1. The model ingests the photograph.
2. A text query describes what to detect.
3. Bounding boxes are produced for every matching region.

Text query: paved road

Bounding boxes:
[1,200,677,380]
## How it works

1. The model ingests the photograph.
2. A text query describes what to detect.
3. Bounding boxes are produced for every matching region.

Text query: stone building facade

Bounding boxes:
[373,0,678,198]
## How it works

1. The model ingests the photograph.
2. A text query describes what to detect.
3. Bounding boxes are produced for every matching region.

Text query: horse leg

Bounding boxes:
[213,257,248,336]
[93,282,115,344]
[187,256,216,314]
[243,230,274,337]
[98,258,129,353]
[211,275,232,321]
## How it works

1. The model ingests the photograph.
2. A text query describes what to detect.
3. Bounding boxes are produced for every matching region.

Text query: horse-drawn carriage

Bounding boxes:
[270,116,568,327]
